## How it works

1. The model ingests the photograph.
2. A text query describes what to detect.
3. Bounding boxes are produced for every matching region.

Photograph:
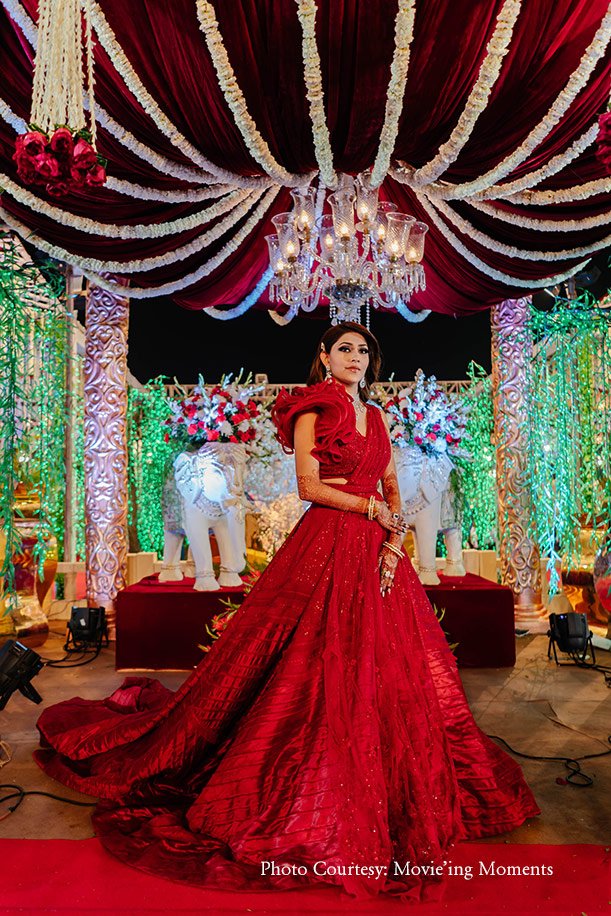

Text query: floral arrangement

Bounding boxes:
[164,372,262,448]
[384,369,470,458]
[13,126,107,197]
[199,568,262,652]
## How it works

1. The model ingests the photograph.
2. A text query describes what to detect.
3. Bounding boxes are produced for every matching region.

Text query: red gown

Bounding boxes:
[34,380,540,902]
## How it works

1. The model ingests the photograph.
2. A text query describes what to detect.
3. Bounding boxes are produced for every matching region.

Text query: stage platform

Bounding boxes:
[115,571,516,671]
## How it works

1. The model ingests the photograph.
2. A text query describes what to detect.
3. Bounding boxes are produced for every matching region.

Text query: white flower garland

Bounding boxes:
[410,0,522,187]
[473,121,600,200]
[370,0,417,188]
[399,120,600,201]
[0,95,26,134]
[294,0,336,188]
[1,187,280,293]
[84,187,280,297]
[426,194,611,260]
[5,0,230,186]
[466,198,611,232]
[0,175,252,239]
[88,0,272,187]
[196,0,311,188]
[1,188,265,272]
[0,83,219,188]
[105,177,233,203]
[439,6,611,198]
[415,192,589,287]
[508,178,611,205]
[205,267,274,319]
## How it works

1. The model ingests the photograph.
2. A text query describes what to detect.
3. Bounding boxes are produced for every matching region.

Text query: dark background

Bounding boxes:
[126,300,494,385]
[125,249,610,385]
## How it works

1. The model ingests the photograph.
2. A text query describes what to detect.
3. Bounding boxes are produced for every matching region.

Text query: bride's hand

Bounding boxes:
[375,502,407,536]
[379,549,399,596]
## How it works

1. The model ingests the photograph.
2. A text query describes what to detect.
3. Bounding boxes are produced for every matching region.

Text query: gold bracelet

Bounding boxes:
[382,541,404,559]
[367,495,376,521]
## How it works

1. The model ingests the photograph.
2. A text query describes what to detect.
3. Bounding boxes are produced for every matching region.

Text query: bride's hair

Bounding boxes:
[307,321,382,401]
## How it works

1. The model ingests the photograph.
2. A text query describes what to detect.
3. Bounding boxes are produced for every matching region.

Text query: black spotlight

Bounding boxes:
[0,641,44,710]
[547,612,595,665]
[65,606,108,652]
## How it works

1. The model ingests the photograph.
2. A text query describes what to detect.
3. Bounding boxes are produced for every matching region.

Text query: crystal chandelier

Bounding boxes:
[266,173,428,325]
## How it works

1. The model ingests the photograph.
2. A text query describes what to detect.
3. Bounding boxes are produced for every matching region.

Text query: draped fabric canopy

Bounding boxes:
[0,0,609,316]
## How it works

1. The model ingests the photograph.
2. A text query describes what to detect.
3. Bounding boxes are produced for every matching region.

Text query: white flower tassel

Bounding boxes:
[30,0,95,141]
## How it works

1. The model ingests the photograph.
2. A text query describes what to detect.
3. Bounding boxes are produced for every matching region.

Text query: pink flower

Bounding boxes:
[229,435,238,443]
[85,163,107,187]
[446,433,453,443]
[46,181,69,197]
[207,429,220,441]
[187,423,197,435]
[34,153,60,179]
[414,435,423,445]
[73,137,98,170]
[49,127,74,161]
[16,130,47,159]
[164,432,170,443]
[16,162,44,185]
[70,166,87,187]
[415,412,424,420]
[427,432,437,441]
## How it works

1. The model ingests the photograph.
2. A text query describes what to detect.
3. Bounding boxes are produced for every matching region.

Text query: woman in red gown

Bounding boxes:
[35,321,540,902]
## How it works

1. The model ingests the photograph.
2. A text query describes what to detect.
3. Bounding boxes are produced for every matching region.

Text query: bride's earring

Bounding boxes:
[359,377,366,389]
[325,363,332,382]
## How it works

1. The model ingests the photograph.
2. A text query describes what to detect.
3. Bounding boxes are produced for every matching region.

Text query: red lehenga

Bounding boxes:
[35,381,540,902]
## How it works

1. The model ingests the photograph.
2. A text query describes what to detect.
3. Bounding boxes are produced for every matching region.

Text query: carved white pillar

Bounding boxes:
[84,276,129,636]
[491,298,545,627]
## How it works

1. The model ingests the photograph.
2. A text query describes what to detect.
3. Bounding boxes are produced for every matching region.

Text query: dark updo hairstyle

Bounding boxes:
[307,321,382,402]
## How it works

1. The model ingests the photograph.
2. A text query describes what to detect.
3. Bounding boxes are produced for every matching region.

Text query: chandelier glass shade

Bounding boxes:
[266,174,428,323]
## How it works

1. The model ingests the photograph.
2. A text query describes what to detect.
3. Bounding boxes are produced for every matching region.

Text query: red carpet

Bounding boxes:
[0,840,606,914]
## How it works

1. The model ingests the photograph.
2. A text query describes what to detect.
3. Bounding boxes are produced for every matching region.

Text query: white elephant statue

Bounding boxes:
[159,442,248,591]
[394,445,466,586]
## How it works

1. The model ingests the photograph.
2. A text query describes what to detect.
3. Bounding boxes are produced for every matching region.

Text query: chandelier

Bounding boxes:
[266,173,428,325]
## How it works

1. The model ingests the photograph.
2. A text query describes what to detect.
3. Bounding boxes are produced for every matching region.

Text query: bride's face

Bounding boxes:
[323,332,370,387]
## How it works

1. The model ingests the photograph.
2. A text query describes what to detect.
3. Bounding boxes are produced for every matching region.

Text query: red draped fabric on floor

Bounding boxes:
[0,0,608,314]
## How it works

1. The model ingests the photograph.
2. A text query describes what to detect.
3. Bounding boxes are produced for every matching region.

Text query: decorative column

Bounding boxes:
[491,298,546,627]
[84,276,129,636]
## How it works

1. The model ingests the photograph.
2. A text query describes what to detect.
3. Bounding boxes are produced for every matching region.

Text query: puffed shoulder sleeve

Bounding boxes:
[271,380,356,465]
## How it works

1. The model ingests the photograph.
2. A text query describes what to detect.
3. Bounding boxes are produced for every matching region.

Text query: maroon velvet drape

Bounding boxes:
[0,0,608,315]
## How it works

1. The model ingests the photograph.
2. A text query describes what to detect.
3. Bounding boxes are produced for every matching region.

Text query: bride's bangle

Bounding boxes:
[367,495,378,521]
[382,541,404,559]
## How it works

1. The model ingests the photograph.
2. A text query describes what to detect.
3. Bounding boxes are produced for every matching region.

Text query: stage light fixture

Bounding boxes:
[547,612,595,665]
[0,641,44,710]
[65,606,108,651]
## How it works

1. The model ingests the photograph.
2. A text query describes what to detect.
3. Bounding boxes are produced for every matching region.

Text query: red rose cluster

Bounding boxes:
[596,111,611,173]
[13,127,107,197]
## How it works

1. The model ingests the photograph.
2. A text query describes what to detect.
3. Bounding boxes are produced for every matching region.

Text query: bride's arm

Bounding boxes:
[293,412,369,514]
[379,411,405,549]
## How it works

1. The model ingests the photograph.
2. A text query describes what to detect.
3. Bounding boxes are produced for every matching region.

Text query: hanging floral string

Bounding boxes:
[127,379,180,556]
[13,0,106,195]
[454,363,498,550]
[0,235,68,603]
[527,294,611,594]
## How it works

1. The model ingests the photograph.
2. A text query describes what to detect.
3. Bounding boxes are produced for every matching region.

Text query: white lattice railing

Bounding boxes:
[164,378,474,403]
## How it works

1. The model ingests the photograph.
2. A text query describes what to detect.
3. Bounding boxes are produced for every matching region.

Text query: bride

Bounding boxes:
[34,321,540,901]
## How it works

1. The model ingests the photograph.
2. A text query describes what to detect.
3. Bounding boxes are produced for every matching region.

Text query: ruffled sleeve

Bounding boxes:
[271,380,357,466]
